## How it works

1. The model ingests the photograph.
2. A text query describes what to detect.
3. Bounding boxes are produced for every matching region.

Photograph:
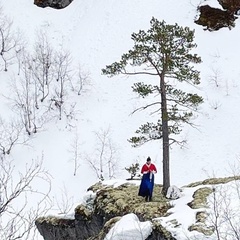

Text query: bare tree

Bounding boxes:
[15,44,27,76]
[0,155,52,240]
[68,127,82,176]
[207,182,240,240]
[70,64,91,96]
[3,29,89,135]
[50,49,72,120]
[9,68,39,135]
[0,8,20,71]
[208,67,222,88]
[6,47,54,136]
[209,100,222,110]
[209,187,223,240]
[86,128,119,180]
[0,117,28,155]
[55,184,74,215]
[31,31,54,104]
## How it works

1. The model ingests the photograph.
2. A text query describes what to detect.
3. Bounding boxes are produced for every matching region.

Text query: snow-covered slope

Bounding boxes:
[1,0,240,239]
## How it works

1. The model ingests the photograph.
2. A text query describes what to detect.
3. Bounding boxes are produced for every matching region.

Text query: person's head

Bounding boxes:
[146,157,151,164]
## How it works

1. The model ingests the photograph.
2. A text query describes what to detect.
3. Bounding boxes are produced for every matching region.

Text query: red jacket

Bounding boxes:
[141,163,157,174]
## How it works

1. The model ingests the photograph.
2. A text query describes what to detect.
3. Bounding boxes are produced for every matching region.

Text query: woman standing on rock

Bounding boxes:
[138,157,157,202]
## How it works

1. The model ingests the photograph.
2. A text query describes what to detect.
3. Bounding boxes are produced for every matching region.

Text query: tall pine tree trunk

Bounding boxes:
[160,73,170,195]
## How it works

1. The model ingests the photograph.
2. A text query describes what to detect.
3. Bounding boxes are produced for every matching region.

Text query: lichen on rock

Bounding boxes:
[188,187,213,209]
[93,182,170,221]
[75,205,92,221]
[185,175,240,187]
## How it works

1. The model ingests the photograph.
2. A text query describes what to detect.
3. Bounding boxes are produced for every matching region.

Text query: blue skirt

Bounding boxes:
[138,172,154,197]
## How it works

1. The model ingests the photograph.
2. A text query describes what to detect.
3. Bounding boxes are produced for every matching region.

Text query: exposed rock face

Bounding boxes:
[195,0,240,31]
[35,182,176,240]
[35,218,76,240]
[34,0,73,9]
[195,4,237,31]
[218,0,240,13]
[36,211,104,240]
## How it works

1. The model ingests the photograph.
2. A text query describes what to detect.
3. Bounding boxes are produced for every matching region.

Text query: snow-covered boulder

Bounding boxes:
[166,185,181,200]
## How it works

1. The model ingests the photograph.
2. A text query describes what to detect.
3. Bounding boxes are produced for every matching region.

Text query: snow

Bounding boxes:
[157,185,208,239]
[0,0,240,239]
[104,213,152,240]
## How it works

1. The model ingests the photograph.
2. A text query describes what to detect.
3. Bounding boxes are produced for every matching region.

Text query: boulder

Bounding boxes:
[34,0,73,9]
[195,4,237,31]
[166,185,181,200]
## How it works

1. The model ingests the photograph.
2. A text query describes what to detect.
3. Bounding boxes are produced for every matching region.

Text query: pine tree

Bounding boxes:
[102,17,203,195]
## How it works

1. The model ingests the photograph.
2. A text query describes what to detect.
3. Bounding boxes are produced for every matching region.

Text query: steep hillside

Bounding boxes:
[0,0,240,239]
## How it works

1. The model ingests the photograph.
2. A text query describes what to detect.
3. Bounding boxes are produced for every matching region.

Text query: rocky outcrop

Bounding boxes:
[185,176,240,236]
[35,176,240,240]
[195,0,240,31]
[36,211,104,240]
[218,0,240,14]
[195,4,237,31]
[34,0,73,9]
[35,182,176,240]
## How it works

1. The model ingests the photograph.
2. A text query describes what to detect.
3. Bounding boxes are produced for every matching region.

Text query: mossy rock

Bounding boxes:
[36,216,75,227]
[185,176,240,188]
[188,223,215,236]
[151,220,176,240]
[87,181,105,192]
[188,187,213,209]
[185,176,240,237]
[75,205,92,221]
[196,211,209,223]
[92,182,170,221]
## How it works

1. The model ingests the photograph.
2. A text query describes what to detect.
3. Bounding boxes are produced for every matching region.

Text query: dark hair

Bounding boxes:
[147,157,151,161]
